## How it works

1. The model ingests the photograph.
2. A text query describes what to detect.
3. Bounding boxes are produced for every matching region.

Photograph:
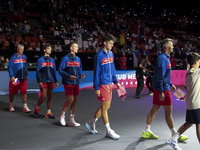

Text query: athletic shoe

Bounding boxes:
[166,138,182,150]
[34,107,39,118]
[23,106,31,113]
[149,92,154,96]
[85,122,98,134]
[59,114,66,126]
[45,113,55,119]
[142,130,159,139]
[9,106,15,112]
[106,130,120,140]
[177,134,189,142]
[67,117,80,127]
[135,95,140,98]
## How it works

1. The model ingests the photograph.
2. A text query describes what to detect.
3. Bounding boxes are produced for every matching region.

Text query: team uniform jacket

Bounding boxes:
[152,52,173,92]
[93,48,118,90]
[36,56,58,83]
[59,53,83,85]
[8,53,28,80]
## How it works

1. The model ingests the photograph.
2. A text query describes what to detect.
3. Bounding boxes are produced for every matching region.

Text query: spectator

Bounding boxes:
[0,55,5,70]
[20,26,28,39]
[119,52,127,70]
[5,58,9,63]
[170,53,177,70]
[54,41,62,52]
[177,60,184,70]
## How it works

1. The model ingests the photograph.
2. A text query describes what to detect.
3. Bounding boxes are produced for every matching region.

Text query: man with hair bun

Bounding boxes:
[141,38,188,142]
[8,44,31,113]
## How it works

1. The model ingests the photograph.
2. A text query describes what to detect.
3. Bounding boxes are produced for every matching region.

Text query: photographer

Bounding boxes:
[145,60,154,96]
[135,54,149,98]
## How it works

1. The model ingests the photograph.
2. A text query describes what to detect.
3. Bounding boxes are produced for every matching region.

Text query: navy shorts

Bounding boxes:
[186,108,200,124]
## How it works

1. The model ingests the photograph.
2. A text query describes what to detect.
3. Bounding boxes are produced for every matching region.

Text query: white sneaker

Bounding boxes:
[166,138,182,150]
[23,106,31,113]
[9,106,15,112]
[67,117,80,127]
[59,114,66,126]
[149,92,154,96]
[85,121,98,134]
[106,130,120,140]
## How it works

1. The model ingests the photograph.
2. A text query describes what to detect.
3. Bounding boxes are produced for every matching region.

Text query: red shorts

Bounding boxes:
[98,84,112,101]
[64,84,79,96]
[42,82,54,89]
[9,79,27,95]
[153,88,172,106]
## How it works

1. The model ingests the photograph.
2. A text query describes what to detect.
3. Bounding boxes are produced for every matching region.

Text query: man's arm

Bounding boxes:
[93,54,101,92]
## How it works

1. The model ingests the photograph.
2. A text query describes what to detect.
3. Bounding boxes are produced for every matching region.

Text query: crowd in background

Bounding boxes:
[0,0,200,70]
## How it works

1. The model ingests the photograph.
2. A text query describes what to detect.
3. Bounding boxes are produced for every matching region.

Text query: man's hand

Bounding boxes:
[159,92,164,101]
[95,90,101,97]
[26,76,29,81]
[55,83,59,88]
[144,68,149,72]
[39,82,43,88]
[11,77,15,82]
[116,83,121,89]
[80,74,85,79]
[170,85,176,92]
[70,75,77,80]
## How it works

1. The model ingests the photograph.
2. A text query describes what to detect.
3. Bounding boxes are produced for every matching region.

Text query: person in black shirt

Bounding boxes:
[135,54,149,98]
[145,60,154,95]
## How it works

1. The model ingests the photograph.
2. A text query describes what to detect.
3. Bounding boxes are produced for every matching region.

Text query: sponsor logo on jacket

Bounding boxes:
[102,57,113,65]
[41,62,54,68]
[167,62,171,68]
[67,61,80,67]
[14,59,27,63]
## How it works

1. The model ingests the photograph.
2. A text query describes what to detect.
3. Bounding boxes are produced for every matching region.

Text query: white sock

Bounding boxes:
[170,128,177,136]
[105,123,111,133]
[89,117,98,125]
[171,132,180,142]
[61,111,65,116]
[47,109,51,114]
[145,124,151,133]
[23,102,27,108]
[70,114,74,118]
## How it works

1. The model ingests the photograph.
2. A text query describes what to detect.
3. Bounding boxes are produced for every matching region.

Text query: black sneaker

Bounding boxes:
[135,95,140,98]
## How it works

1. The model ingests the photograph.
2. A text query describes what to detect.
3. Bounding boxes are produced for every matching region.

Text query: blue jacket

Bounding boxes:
[36,56,58,83]
[93,48,118,90]
[59,53,83,85]
[152,52,173,92]
[8,53,28,80]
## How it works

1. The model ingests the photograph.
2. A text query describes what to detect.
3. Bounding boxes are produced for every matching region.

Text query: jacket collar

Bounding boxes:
[67,53,76,60]
[162,52,170,58]
[43,55,51,60]
[15,53,23,58]
[101,48,110,54]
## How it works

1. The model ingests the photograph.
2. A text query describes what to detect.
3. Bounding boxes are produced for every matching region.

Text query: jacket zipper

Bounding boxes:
[74,58,76,84]
[107,52,112,83]
[48,59,50,82]
[21,56,23,79]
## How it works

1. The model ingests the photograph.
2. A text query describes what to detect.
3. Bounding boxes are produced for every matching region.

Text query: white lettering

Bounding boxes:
[116,74,126,80]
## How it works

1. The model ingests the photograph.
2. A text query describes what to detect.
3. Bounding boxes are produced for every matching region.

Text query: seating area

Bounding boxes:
[0,0,200,69]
